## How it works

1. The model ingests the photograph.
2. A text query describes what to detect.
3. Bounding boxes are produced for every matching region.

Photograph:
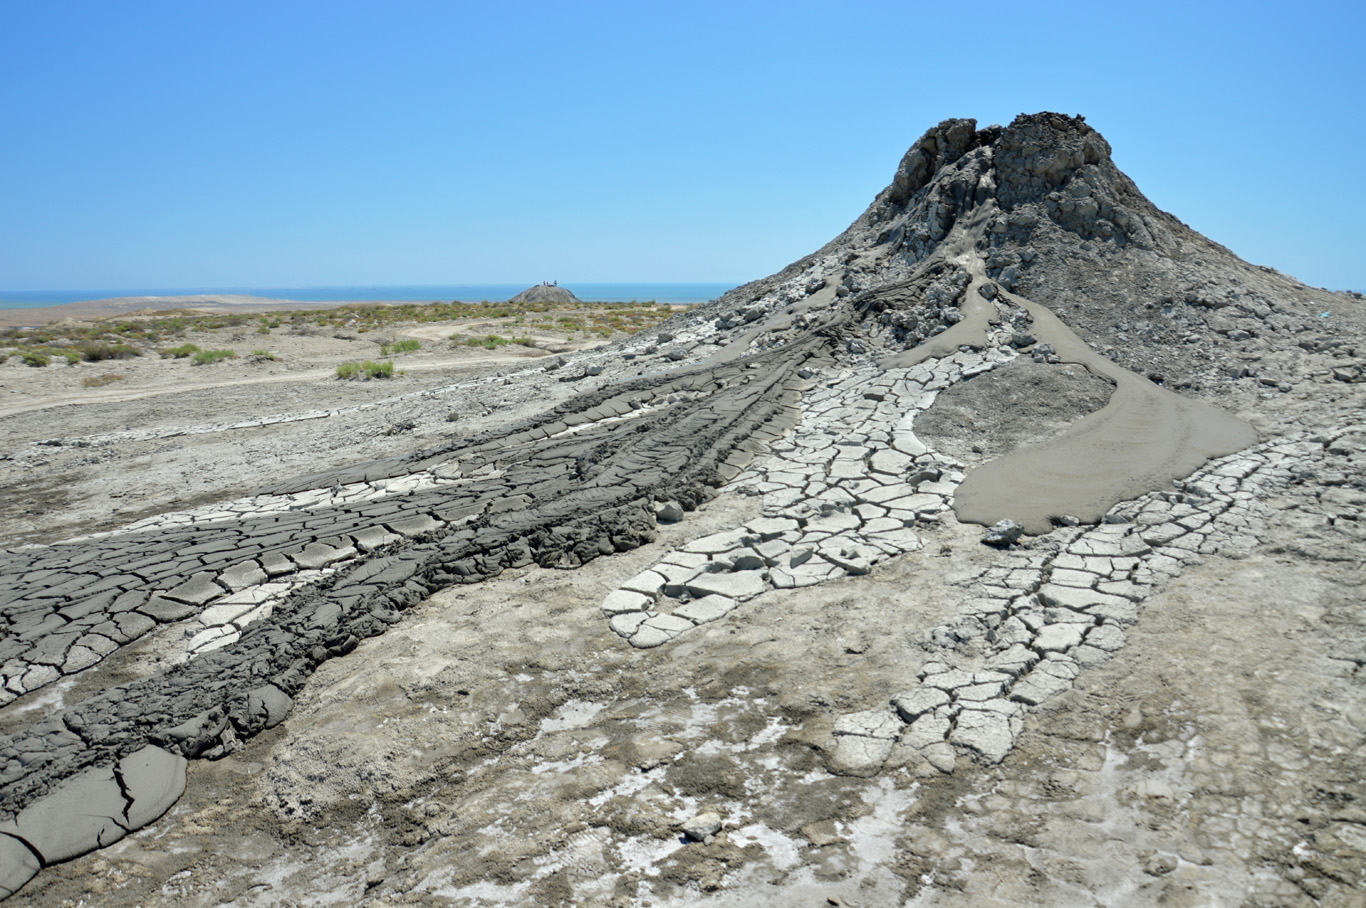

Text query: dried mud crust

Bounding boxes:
[0,327,603,547]
[16,482,1365,908]
[0,337,825,814]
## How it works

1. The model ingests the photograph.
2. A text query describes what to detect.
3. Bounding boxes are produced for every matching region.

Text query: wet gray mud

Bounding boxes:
[911,357,1114,467]
[952,294,1259,533]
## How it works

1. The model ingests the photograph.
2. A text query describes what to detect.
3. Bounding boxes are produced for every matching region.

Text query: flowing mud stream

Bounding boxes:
[953,284,1259,533]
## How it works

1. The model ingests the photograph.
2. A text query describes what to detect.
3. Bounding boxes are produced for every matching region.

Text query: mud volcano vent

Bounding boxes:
[1,112,1363,904]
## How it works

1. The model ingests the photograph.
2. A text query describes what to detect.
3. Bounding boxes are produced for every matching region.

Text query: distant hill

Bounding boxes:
[509,283,580,304]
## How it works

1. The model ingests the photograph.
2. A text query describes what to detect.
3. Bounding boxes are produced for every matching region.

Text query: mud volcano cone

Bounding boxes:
[0,112,1360,904]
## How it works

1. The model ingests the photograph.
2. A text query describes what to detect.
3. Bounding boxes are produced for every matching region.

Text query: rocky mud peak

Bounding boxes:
[875,112,1143,246]
[704,110,1356,394]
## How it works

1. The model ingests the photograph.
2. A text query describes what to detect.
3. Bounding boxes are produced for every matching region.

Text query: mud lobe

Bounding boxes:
[914,357,1114,467]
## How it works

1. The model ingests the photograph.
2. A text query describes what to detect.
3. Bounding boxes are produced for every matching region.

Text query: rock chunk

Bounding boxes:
[981,519,1023,547]
[157,707,228,758]
[681,811,723,842]
[241,685,293,733]
[684,571,766,601]
[136,595,198,623]
[163,572,225,606]
[673,594,737,624]
[654,501,685,523]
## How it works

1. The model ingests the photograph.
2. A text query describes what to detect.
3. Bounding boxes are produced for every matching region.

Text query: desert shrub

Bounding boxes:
[336,360,392,379]
[511,336,535,347]
[191,349,236,365]
[21,350,50,367]
[463,334,511,350]
[249,349,277,360]
[256,326,271,335]
[82,373,125,388]
[78,341,140,362]
[59,349,82,364]
[380,339,420,355]
[162,343,201,358]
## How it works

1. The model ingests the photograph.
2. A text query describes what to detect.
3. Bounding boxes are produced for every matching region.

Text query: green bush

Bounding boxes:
[380,339,420,355]
[249,349,276,360]
[21,350,50,367]
[60,349,82,364]
[162,343,201,358]
[462,334,511,350]
[337,360,392,379]
[191,349,236,365]
[78,341,140,362]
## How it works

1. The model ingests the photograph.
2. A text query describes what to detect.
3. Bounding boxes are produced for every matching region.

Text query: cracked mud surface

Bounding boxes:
[2,112,1364,905]
[17,485,1365,907]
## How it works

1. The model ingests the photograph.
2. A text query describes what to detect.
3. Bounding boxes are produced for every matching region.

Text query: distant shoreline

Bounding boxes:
[0,295,366,327]
[0,282,734,309]
[0,284,729,327]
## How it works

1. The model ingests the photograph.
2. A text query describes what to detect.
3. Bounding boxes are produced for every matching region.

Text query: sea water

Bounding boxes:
[0,283,735,310]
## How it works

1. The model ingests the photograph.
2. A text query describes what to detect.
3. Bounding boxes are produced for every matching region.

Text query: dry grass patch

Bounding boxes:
[82,373,126,388]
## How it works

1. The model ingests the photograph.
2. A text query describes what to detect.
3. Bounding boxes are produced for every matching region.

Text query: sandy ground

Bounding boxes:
[0,318,605,547]
[0,295,432,328]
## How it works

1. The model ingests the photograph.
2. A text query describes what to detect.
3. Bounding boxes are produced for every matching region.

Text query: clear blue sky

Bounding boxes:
[2,0,1362,292]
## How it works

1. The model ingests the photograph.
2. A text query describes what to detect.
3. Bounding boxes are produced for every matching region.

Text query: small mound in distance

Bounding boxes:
[509,283,581,305]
